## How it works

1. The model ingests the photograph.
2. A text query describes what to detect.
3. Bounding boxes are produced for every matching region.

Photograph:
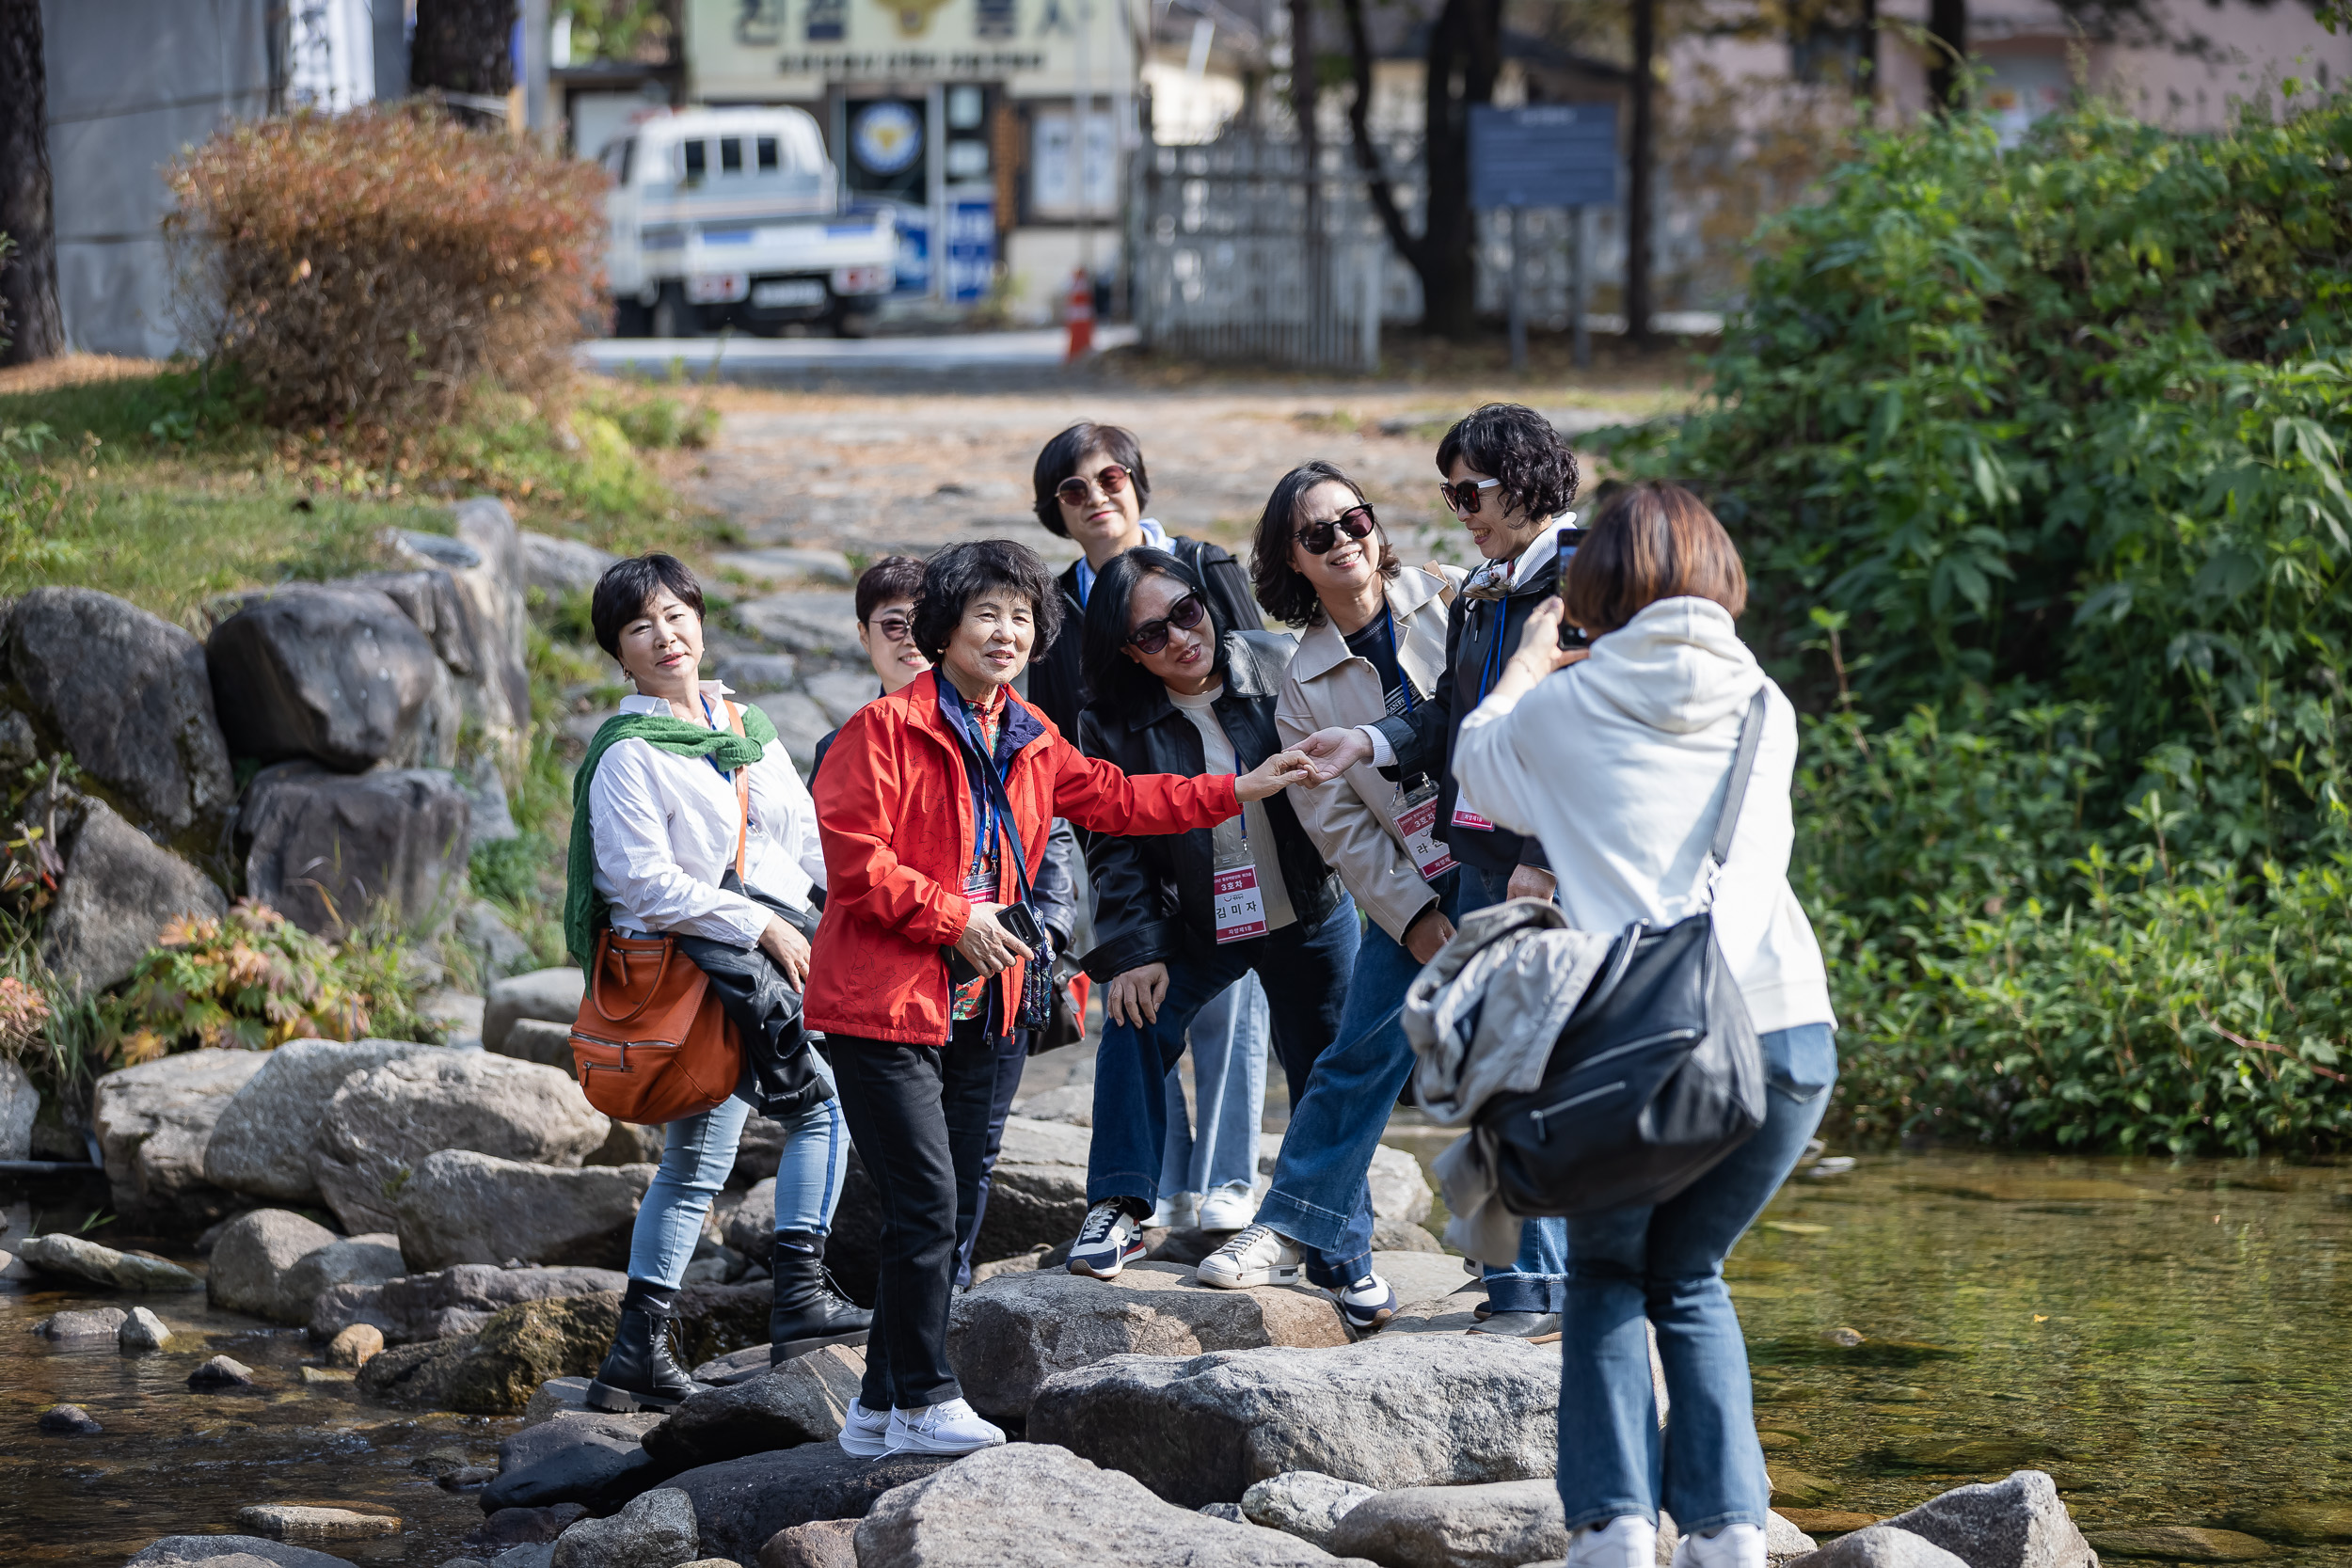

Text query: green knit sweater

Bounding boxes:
[564,705,781,965]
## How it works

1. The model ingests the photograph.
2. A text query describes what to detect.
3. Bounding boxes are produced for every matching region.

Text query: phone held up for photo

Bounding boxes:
[1555,527,1589,649]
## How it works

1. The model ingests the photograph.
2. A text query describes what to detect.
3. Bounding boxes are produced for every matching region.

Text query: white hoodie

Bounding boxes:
[1452,595,1835,1036]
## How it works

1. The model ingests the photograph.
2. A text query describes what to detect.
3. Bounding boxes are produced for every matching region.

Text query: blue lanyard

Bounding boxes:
[1382,605,1417,715]
[1475,598,1511,706]
[698,695,735,780]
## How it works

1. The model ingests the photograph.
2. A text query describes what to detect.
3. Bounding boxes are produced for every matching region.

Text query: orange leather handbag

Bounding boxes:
[567,706,752,1125]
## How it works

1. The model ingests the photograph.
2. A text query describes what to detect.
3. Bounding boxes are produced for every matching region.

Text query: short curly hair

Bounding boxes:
[1435,403,1581,525]
[1249,461,1401,628]
[911,539,1065,667]
[1031,421,1152,538]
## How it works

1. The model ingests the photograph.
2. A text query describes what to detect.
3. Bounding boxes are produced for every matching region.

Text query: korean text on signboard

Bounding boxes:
[1467,104,1617,210]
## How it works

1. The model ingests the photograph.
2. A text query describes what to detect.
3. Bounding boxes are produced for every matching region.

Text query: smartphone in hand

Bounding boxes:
[1555,527,1589,649]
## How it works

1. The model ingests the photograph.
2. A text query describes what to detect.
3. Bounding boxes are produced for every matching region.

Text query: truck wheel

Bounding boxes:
[651,284,694,340]
[612,297,652,338]
[834,307,878,340]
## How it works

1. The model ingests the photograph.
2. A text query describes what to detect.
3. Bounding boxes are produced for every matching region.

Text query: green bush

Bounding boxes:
[1603,89,2352,1151]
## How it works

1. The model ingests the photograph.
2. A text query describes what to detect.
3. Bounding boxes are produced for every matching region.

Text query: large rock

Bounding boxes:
[34,1305,131,1338]
[643,1343,863,1466]
[550,1486,698,1568]
[395,1150,655,1271]
[91,1047,265,1225]
[40,792,228,996]
[207,1208,339,1321]
[662,1446,961,1565]
[280,1233,405,1316]
[314,1051,609,1234]
[1879,1472,2097,1568]
[0,587,235,850]
[387,502,532,772]
[1325,1479,1563,1568]
[236,762,470,938]
[488,1412,673,1515]
[2080,1527,2269,1561]
[202,1037,442,1201]
[313,1263,630,1343]
[206,582,458,771]
[485,968,587,1054]
[522,530,621,596]
[1027,1335,1561,1507]
[851,1443,1377,1567]
[1791,1528,1971,1568]
[946,1261,1349,1422]
[359,1292,623,1414]
[0,1058,35,1161]
[125,1536,353,1568]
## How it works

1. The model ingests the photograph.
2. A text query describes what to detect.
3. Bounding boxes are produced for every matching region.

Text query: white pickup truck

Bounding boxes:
[600,107,897,339]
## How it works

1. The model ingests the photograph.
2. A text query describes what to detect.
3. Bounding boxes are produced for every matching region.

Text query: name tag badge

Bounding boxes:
[1451,803,1497,833]
[1213,859,1269,943]
[1395,783,1456,880]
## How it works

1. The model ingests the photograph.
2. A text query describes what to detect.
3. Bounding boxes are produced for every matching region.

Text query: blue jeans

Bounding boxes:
[625,1055,849,1289]
[1465,863,1571,1313]
[1159,974,1270,1197]
[1256,871,1464,1283]
[1555,1023,1837,1535]
[1089,897,1362,1282]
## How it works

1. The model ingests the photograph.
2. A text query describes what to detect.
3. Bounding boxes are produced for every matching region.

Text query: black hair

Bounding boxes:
[911,539,1064,666]
[591,553,705,657]
[1249,460,1402,628]
[854,554,927,623]
[1080,546,1223,715]
[1435,403,1581,524]
[1031,421,1152,537]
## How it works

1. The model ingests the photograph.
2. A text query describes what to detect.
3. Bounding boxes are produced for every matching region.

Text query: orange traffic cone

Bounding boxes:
[1064,267,1095,362]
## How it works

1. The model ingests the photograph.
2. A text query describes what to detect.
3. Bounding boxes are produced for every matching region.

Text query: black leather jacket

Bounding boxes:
[1372,545,1559,878]
[1076,630,1343,978]
[1025,535,1260,741]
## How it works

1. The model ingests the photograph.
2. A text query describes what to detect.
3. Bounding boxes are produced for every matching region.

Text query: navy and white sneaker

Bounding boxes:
[1332,1271,1397,1332]
[1067,1199,1149,1278]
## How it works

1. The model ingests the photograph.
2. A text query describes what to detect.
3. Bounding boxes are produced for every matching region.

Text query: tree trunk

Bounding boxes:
[1292,0,1325,340]
[1625,0,1657,348]
[1927,0,1967,108]
[0,0,63,365]
[1340,0,1497,340]
[1859,0,1880,114]
[412,0,516,97]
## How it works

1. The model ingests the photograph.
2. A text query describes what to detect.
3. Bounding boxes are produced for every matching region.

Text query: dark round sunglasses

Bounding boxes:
[1125,592,1207,656]
[1295,504,1378,555]
[1056,464,1133,507]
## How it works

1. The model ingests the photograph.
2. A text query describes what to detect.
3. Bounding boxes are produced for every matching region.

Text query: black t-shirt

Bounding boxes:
[1343,610,1412,721]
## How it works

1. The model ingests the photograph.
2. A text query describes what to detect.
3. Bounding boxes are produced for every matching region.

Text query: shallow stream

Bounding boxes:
[5,1148,2348,1564]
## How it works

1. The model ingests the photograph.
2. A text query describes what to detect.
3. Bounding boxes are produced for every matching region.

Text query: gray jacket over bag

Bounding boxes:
[1402,898,1613,1265]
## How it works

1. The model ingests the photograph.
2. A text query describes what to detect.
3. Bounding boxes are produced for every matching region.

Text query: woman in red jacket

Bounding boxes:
[807,538,1317,1458]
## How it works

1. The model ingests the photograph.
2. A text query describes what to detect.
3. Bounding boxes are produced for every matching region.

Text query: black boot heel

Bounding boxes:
[588,1282,710,1411]
[770,1230,875,1366]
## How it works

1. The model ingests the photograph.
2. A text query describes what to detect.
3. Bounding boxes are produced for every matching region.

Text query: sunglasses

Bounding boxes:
[1439,476,1504,515]
[1125,592,1207,656]
[1295,504,1378,555]
[866,612,914,643]
[1056,465,1133,508]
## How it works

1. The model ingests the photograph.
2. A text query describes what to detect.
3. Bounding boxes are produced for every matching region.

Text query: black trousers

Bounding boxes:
[952,1027,1032,1289]
[830,1017,1000,1410]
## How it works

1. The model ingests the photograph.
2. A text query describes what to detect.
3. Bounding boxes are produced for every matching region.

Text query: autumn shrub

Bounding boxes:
[166,105,608,430]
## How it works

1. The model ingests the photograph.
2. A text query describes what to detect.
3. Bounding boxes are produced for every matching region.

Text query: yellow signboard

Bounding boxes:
[689,0,1136,97]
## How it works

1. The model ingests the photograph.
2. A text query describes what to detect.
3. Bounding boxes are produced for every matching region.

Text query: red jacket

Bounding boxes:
[806,671,1240,1045]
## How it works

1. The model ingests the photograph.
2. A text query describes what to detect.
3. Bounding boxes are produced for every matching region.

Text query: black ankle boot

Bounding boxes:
[770,1230,873,1366]
[587,1280,708,1412]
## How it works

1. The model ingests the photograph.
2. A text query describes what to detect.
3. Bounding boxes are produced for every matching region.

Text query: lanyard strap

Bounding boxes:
[1475,597,1512,706]
[1383,605,1418,716]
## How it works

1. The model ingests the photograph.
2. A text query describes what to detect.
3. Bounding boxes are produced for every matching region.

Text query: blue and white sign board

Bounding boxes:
[944,198,996,304]
[1468,104,1617,210]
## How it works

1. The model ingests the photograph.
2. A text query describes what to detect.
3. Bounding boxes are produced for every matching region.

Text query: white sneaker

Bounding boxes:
[885,1397,1006,1456]
[1196,1223,1303,1289]
[1195,1184,1260,1230]
[1565,1515,1659,1568]
[1067,1199,1149,1278]
[1147,1191,1200,1229]
[1332,1271,1397,1332]
[837,1396,890,1458]
[1671,1523,1765,1568]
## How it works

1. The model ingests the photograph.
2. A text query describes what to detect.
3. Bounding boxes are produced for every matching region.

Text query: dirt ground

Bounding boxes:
[670,366,1698,574]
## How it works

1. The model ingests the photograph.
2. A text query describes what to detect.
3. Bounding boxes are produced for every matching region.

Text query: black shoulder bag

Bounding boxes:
[1473,688,1772,1218]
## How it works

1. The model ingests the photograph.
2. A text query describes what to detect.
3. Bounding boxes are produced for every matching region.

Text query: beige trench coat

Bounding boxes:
[1273,564,1465,942]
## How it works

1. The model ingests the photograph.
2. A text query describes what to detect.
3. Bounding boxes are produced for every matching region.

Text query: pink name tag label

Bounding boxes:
[1213,863,1269,942]
[1451,804,1497,833]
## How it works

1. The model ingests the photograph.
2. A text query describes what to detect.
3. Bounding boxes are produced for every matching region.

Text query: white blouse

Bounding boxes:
[589,682,826,947]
